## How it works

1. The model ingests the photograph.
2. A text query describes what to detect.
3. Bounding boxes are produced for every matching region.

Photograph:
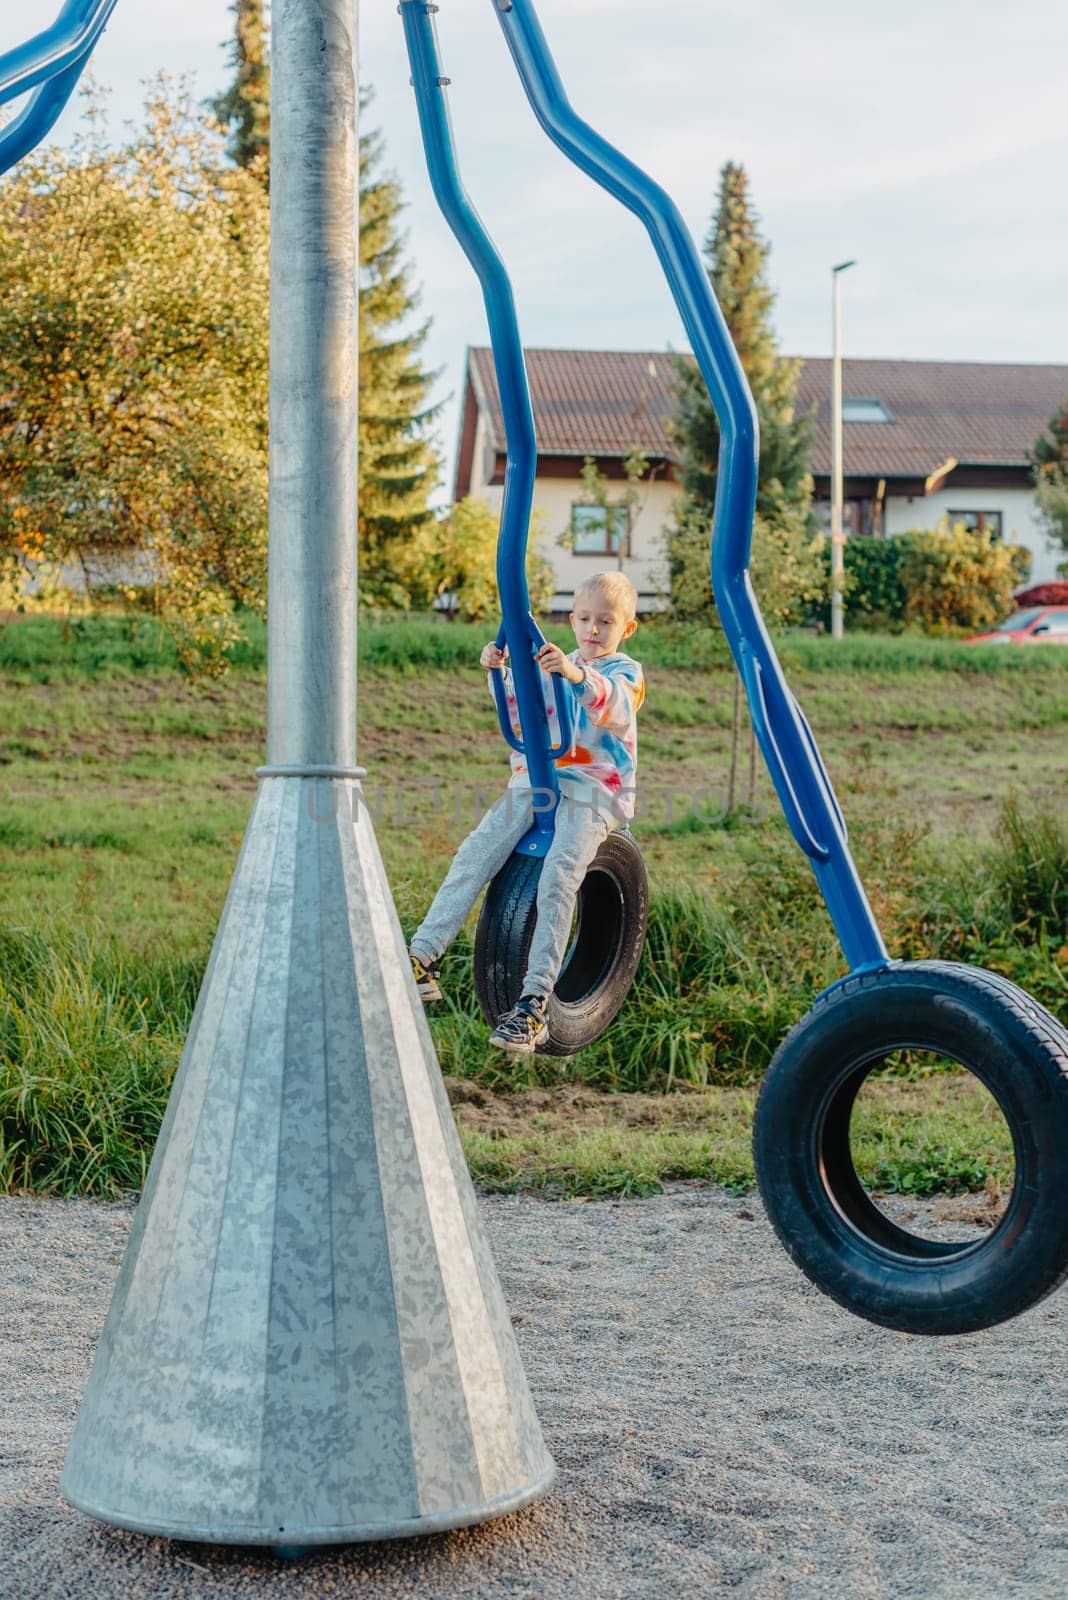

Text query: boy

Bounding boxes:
[409,571,645,1052]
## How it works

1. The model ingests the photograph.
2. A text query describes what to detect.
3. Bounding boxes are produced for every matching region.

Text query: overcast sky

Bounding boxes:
[7,1,1068,499]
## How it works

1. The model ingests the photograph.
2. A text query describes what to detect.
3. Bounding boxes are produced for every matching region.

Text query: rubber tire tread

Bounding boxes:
[753,959,1068,1335]
[474,830,648,1057]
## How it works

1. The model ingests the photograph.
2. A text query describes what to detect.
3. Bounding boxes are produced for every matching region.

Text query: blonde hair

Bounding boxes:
[572,571,639,621]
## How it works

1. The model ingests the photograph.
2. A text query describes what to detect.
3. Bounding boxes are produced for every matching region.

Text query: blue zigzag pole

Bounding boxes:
[0,0,119,177]
[489,0,887,971]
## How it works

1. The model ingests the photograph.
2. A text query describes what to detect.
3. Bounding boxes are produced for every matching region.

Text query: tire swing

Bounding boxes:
[402,7,648,1056]
[471,615,649,1057]
[405,0,1068,1332]
[474,813,648,1058]
[754,962,1068,1335]
[405,0,1068,1325]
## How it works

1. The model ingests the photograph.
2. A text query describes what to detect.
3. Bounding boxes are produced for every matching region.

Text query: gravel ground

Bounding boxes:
[1,1189,1065,1600]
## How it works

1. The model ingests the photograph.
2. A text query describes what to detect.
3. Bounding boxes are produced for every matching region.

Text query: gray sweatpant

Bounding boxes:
[410,779,621,1000]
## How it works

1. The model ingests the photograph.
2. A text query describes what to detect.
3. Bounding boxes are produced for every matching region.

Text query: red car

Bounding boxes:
[965,605,1068,644]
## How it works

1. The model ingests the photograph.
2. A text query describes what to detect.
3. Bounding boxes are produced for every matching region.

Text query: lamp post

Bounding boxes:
[830,259,855,641]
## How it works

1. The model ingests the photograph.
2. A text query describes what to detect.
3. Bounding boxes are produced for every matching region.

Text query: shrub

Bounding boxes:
[900,522,1031,634]
[842,535,909,625]
[815,524,1033,633]
[436,497,555,623]
[668,503,827,627]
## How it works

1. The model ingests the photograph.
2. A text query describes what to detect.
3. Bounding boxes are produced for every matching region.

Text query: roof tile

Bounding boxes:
[468,347,1068,480]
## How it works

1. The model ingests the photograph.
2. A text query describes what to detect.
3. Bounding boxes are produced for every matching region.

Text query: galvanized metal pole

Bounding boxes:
[829,258,855,641]
[60,0,554,1548]
[266,0,359,775]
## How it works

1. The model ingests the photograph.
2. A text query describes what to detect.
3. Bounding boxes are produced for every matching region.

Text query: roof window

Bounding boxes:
[842,397,892,424]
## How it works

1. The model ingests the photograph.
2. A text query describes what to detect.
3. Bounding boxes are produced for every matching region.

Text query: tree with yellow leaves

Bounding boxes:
[0,82,269,667]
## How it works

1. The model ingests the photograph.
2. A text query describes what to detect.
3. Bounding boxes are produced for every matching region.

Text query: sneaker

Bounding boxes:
[490,995,549,1054]
[410,952,442,1003]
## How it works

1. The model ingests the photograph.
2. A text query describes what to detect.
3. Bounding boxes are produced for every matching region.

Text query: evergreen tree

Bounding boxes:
[211,0,269,180]
[358,106,441,608]
[1032,400,1068,572]
[667,162,820,809]
[212,8,441,605]
[669,162,813,534]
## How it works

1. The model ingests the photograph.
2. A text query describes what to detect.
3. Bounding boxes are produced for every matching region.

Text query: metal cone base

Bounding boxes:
[60,776,555,1547]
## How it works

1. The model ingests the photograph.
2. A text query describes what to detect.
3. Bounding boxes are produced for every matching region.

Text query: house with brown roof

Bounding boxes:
[455,349,683,613]
[454,348,1068,609]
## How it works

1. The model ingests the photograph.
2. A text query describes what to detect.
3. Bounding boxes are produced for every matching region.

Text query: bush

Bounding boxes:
[814,523,1032,634]
[841,535,908,627]
[667,503,827,627]
[436,497,555,623]
[900,522,1031,634]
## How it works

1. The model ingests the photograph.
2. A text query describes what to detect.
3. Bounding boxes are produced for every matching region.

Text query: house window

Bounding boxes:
[571,502,631,556]
[948,510,1003,539]
[842,397,892,424]
[813,499,876,537]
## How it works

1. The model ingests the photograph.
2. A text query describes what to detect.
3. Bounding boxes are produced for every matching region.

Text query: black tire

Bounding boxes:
[753,960,1068,1335]
[474,829,648,1056]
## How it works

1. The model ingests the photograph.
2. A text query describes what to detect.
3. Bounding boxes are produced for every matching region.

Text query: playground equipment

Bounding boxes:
[27,0,554,1550]
[400,4,648,1056]
[0,0,119,175]
[400,0,1068,1336]
[4,0,1064,1559]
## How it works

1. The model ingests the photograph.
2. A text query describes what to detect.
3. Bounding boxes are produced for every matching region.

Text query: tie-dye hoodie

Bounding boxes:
[493,650,646,820]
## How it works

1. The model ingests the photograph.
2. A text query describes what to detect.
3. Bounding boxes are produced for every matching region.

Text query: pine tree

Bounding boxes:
[667,162,819,811]
[212,9,441,604]
[358,105,441,608]
[211,0,269,180]
[1032,400,1068,571]
[669,162,813,532]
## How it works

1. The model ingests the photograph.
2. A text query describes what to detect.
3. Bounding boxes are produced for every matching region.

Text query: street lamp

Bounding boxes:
[830,259,856,640]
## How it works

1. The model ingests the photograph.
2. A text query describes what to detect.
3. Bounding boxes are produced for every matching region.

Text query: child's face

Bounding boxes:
[569,590,638,661]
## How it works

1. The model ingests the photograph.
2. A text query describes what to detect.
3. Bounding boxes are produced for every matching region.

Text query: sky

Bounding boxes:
[6,1,1068,502]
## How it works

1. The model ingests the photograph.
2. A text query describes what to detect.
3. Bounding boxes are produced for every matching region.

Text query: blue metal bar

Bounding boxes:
[490,613,575,759]
[490,0,888,970]
[400,0,575,854]
[0,0,118,178]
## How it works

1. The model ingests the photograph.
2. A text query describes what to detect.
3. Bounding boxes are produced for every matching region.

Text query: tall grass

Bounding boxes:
[0,613,267,681]
[898,797,1068,1005]
[0,930,192,1194]
[3,611,1066,683]
[3,798,1063,1195]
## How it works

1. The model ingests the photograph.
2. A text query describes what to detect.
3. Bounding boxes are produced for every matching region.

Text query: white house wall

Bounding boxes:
[471,474,676,612]
[883,486,1063,585]
[469,409,495,501]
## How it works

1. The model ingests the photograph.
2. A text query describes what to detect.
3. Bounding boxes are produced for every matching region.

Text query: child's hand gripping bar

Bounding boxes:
[489,617,576,758]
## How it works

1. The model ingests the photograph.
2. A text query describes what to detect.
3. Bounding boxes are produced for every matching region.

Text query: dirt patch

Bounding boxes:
[443,1078,733,1140]
[879,1181,1010,1232]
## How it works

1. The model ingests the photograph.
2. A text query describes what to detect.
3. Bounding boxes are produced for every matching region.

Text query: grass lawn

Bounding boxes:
[449,1073,1015,1202]
[1,615,1065,1196]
